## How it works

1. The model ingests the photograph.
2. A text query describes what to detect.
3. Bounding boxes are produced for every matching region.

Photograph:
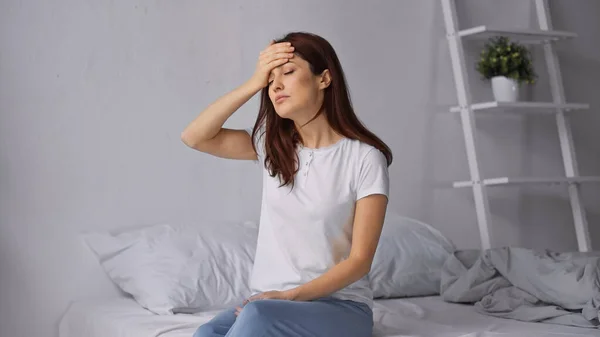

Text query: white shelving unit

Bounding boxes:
[449,101,589,114]
[453,176,600,188]
[457,25,577,42]
[441,0,599,252]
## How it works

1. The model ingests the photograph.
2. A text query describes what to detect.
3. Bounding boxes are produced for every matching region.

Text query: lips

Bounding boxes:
[275,95,289,103]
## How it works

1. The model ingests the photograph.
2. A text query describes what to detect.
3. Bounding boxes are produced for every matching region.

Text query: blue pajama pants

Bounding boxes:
[192,297,373,337]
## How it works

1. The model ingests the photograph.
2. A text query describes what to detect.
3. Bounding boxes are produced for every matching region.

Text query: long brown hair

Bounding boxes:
[250,32,392,188]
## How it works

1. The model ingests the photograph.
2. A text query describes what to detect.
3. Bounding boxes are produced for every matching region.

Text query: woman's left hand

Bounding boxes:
[248,289,297,302]
[236,290,298,316]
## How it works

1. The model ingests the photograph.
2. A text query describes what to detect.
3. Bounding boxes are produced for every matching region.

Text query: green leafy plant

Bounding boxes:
[476,36,537,84]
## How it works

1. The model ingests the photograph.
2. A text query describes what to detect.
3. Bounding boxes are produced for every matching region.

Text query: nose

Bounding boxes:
[271,75,284,91]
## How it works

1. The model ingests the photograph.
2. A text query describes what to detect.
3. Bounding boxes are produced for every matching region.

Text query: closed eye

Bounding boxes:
[268,70,294,86]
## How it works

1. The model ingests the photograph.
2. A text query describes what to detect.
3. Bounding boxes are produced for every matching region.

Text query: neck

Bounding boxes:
[294,111,342,149]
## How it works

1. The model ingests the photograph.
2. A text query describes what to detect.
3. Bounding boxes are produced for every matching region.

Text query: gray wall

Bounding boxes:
[1,1,598,336]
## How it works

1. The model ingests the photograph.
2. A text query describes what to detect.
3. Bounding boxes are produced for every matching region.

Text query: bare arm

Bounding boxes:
[287,194,388,301]
[180,80,262,160]
[181,41,295,160]
[246,193,388,305]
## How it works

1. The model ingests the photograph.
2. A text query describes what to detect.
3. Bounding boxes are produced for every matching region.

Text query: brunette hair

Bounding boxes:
[250,32,392,188]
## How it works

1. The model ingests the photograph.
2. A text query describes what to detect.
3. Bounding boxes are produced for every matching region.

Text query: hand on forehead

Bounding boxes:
[268,59,297,81]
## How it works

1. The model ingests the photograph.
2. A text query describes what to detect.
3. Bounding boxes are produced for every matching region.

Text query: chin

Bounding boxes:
[274,107,296,120]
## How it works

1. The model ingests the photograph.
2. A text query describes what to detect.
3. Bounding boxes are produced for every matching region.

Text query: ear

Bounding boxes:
[318,69,331,89]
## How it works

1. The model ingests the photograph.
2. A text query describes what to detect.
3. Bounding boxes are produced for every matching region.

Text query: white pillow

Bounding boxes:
[369,212,455,298]
[83,220,258,315]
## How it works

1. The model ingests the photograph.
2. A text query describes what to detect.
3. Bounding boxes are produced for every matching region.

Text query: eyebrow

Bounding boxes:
[268,62,296,79]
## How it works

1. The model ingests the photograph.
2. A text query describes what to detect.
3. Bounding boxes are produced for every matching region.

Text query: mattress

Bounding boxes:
[58,296,599,337]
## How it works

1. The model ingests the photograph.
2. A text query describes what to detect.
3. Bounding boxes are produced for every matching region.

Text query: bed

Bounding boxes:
[75,217,599,336]
[58,295,599,337]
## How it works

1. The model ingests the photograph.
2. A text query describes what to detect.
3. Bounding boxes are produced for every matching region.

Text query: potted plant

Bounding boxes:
[476,36,537,102]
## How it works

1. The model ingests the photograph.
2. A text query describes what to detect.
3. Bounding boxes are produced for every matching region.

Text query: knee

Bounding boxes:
[238,300,279,322]
[192,323,216,337]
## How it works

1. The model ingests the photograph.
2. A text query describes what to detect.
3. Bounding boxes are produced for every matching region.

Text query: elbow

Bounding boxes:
[356,265,371,282]
[180,131,191,147]
[180,130,199,149]
[361,263,372,278]
[350,256,373,279]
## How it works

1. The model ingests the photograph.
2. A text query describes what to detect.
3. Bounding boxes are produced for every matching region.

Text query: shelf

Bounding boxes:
[453,176,600,188]
[450,101,590,114]
[458,25,576,43]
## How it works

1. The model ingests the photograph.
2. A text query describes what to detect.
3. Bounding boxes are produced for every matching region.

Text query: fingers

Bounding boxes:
[255,42,294,82]
[268,58,290,69]
[259,51,294,66]
[260,42,294,56]
[249,292,270,301]
[261,52,294,67]
[264,41,291,51]
[248,293,263,302]
[234,299,249,317]
[260,51,294,72]
[260,51,294,61]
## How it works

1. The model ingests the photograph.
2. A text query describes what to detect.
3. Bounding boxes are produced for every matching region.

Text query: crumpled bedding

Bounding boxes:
[440,246,600,329]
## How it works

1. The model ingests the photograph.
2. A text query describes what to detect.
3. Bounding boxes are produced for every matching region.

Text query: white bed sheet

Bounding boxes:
[58,296,599,337]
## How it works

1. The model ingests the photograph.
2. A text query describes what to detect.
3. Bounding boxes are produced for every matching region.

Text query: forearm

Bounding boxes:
[181,79,262,145]
[288,257,370,302]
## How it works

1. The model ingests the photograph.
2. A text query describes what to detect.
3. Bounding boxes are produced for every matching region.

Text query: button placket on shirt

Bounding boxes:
[301,151,314,186]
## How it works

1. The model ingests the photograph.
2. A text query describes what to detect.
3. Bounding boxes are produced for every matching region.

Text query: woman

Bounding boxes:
[182,31,392,337]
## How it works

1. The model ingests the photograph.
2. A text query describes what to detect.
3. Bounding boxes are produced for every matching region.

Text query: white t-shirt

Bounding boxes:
[245,127,390,309]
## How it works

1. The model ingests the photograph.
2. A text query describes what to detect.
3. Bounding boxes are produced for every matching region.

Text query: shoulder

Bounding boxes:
[343,139,390,199]
[245,125,266,157]
[343,138,388,167]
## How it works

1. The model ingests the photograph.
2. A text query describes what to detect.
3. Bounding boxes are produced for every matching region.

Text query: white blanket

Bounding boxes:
[59,296,600,337]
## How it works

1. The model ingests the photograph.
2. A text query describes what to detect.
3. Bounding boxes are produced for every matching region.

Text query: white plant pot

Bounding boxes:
[491,76,519,102]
